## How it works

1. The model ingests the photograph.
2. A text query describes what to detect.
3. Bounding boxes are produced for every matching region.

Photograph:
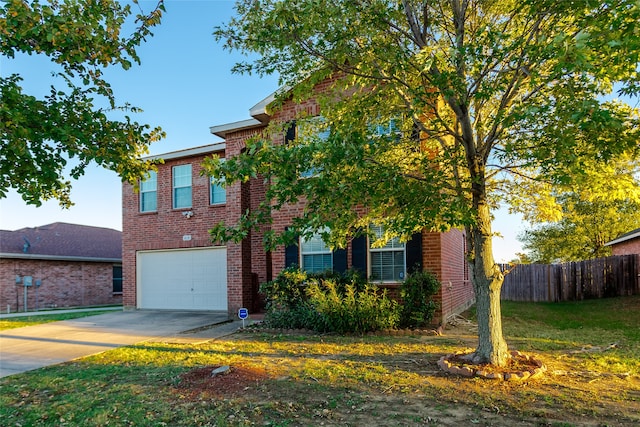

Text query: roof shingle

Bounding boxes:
[0,222,121,260]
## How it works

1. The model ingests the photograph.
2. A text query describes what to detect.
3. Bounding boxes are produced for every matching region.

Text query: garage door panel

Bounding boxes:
[138,248,227,311]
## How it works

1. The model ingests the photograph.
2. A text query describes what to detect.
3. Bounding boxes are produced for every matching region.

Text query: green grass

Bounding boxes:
[497,296,640,376]
[1,297,639,426]
[0,310,117,330]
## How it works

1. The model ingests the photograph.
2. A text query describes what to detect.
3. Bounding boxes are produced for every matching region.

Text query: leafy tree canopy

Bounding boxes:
[517,153,640,263]
[212,0,640,365]
[0,0,165,207]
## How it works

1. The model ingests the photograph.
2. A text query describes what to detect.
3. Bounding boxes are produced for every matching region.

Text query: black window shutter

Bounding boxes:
[285,120,296,144]
[284,227,299,268]
[351,235,368,275]
[405,232,423,274]
[333,248,347,273]
[285,242,299,268]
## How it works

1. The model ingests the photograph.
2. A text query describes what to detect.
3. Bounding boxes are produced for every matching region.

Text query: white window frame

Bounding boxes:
[172,164,192,209]
[300,231,333,274]
[139,170,157,213]
[368,224,406,282]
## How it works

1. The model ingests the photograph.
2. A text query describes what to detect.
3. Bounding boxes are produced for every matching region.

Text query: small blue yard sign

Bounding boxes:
[238,308,249,329]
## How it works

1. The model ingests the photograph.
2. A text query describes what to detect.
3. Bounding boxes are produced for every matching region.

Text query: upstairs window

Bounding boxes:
[372,119,400,137]
[173,164,192,209]
[140,171,157,212]
[210,160,226,205]
[289,117,330,178]
[300,232,333,273]
[369,225,406,282]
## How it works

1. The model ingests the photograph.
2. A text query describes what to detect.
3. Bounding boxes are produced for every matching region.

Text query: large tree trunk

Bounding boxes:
[467,194,510,366]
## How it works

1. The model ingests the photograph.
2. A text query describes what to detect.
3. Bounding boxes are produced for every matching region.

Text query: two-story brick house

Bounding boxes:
[122,86,475,323]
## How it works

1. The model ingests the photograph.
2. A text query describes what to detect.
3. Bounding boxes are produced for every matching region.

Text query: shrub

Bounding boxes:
[306,281,399,334]
[399,270,441,328]
[260,266,309,310]
[260,267,398,333]
[261,302,320,330]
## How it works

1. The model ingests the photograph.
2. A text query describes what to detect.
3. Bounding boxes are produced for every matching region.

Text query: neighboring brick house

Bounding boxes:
[0,222,122,313]
[606,227,640,255]
[122,86,475,323]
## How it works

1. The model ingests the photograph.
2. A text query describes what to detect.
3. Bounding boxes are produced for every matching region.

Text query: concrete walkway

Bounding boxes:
[0,310,257,378]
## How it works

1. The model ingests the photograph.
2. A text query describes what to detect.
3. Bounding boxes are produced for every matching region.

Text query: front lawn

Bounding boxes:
[1,297,638,426]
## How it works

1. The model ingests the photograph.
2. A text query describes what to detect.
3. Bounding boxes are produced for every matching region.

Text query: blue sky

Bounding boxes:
[0,0,526,262]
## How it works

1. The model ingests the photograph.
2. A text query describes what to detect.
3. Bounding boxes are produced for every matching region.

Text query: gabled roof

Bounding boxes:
[0,222,122,262]
[605,227,640,247]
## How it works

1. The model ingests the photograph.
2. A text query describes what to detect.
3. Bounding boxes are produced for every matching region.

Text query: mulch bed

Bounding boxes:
[176,365,269,399]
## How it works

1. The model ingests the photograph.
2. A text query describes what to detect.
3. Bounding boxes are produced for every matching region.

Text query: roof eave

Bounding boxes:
[209,118,265,139]
[0,253,122,263]
[604,230,640,247]
[144,142,226,161]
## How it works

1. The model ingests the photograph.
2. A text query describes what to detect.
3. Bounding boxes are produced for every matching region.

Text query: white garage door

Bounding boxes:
[137,247,227,311]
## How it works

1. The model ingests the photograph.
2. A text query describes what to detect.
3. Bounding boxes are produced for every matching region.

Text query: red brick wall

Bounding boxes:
[611,238,640,255]
[0,259,121,313]
[122,150,228,309]
[437,228,474,322]
[418,229,474,324]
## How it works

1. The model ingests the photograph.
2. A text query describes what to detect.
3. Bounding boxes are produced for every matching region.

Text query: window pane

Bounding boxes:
[173,165,191,187]
[140,171,157,212]
[210,184,226,204]
[302,254,332,273]
[301,231,332,273]
[141,192,157,212]
[174,187,192,209]
[173,165,192,208]
[112,266,123,293]
[210,178,226,204]
[301,234,329,253]
[140,171,157,191]
[369,224,406,282]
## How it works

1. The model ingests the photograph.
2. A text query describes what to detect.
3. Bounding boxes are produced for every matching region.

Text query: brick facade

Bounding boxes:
[121,147,229,308]
[611,238,640,255]
[0,258,121,313]
[122,80,475,322]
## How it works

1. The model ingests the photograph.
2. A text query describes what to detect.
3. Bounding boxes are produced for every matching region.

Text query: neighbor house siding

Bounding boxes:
[0,258,121,312]
[611,239,640,256]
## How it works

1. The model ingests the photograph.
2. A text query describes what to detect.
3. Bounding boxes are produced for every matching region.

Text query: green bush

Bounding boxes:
[260,267,398,333]
[306,281,399,334]
[399,270,441,328]
[260,266,309,310]
[260,302,320,330]
[308,268,368,294]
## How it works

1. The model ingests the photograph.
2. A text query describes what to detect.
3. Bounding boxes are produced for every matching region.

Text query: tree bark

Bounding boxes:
[467,197,510,366]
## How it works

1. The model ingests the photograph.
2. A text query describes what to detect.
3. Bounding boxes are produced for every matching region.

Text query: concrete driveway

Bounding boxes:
[0,310,238,378]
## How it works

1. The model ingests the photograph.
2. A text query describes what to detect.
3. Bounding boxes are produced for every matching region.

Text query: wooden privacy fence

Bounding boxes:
[500,254,640,302]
